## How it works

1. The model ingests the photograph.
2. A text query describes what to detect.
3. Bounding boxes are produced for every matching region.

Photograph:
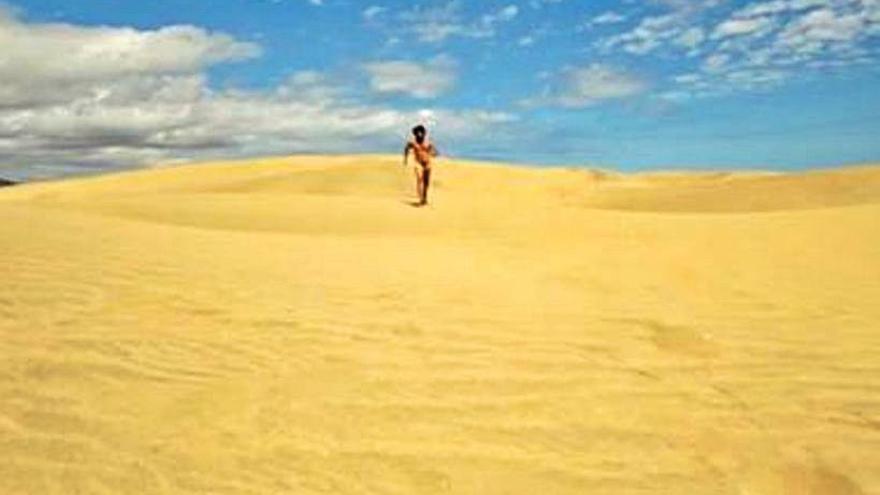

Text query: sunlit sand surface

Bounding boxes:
[1,155,879,494]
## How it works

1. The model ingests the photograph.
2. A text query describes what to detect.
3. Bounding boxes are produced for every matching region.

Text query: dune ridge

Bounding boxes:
[1,155,879,494]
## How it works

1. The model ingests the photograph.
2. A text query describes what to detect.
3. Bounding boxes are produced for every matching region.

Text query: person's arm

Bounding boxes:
[429,143,439,157]
[403,142,412,166]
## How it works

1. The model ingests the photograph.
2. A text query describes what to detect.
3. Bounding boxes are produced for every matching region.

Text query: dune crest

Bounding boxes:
[2,156,879,494]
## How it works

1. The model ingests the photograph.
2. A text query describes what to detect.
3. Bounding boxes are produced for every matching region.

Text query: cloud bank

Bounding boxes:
[0,9,511,179]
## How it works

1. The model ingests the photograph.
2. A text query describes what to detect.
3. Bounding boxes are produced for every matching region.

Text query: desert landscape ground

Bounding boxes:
[1,155,879,494]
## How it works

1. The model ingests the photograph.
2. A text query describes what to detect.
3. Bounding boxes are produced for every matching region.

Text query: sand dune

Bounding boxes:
[1,155,879,494]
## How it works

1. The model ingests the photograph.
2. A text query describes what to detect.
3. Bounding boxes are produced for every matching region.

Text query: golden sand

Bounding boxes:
[1,155,879,494]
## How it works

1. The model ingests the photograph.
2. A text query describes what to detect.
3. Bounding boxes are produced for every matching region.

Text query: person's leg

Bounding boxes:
[413,166,424,204]
[421,167,432,205]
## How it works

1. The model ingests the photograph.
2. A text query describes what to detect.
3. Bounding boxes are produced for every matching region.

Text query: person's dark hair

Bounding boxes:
[412,125,427,144]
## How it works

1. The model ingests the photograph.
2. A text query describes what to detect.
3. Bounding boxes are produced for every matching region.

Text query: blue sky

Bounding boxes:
[1,0,879,178]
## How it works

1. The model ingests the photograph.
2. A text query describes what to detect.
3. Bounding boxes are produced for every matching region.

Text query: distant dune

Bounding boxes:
[1,155,879,494]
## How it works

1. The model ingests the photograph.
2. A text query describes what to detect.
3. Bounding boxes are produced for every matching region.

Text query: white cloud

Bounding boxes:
[724,68,787,88]
[523,64,647,108]
[589,11,627,25]
[487,5,519,24]
[399,3,464,43]
[703,53,731,72]
[596,14,682,54]
[652,0,728,13]
[0,9,259,108]
[0,11,513,179]
[676,27,706,48]
[713,16,775,38]
[596,0,876,61]
[778,8,865,45]
[363,5,385,21]
[673,73,703,84]
[599,0,880,98]
[518,35,536,46]
[671,65,790,99]
[363,55,458,99]
[529,0,564,8]
[733,0,825,18]
[384,2,519,43]
[735,0,788,17]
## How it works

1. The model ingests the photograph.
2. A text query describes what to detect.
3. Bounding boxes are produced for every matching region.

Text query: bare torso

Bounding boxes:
[408,139,436,168]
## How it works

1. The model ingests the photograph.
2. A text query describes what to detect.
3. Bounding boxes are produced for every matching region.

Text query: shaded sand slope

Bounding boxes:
[1,155,879,494]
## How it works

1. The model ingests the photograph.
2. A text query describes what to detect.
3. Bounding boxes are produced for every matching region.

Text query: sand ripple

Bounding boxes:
[1,156,878,493]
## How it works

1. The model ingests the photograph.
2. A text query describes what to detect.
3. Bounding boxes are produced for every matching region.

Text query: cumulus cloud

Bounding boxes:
[0,10,513,179]
[522,64,647,108]
[363,55,458,99]
[0,10,259,108]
